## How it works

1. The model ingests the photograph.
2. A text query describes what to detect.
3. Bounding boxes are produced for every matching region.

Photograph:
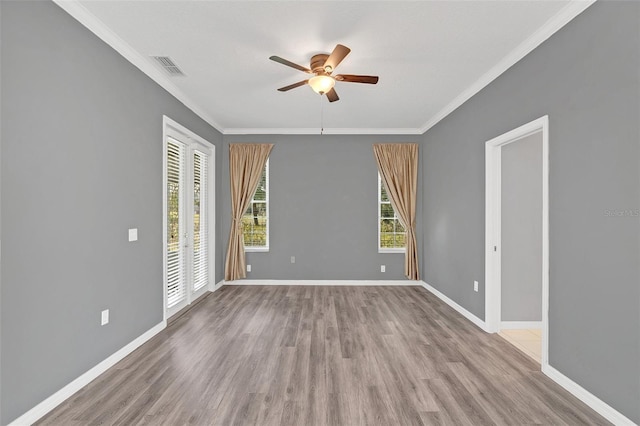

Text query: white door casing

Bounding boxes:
[485,115,549,368]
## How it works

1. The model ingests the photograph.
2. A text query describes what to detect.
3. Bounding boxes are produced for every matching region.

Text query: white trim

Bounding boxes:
[51,1,223,133]
[8,321,166,426]
[500,321,542,330]
[542,365,637,426]
[419,281,636,426]
[208,145,216,297]
[52,1,594,136]
[209,280,225,293]
[53,0,595,135]
[223,279,419,287]
[420,281,489,332]
[378,248,406,254]
[245,247,269,253]
[162,124,169,322]
[419,1,595,133]
[484,115,549,371]
[222,127,423,135]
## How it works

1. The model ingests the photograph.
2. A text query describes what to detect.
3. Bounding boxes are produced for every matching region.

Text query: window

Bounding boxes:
[243,160,269,251]
[378,173,406,252]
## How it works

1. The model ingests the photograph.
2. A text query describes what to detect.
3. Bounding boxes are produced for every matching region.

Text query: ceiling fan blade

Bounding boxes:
[269,56,312,73]
[326,88,339,102]
[334,74,379,84]
[277,80,309,92]
[323,44,351,72]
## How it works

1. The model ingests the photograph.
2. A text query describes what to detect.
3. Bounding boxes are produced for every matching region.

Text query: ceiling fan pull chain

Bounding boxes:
[320,94,324,135]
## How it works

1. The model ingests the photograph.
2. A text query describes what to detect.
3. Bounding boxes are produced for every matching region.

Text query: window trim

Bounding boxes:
[244,159,269,252]
[378,172,406,254]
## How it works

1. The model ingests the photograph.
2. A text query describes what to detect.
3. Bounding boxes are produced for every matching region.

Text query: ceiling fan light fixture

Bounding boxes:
[308,75,335,94]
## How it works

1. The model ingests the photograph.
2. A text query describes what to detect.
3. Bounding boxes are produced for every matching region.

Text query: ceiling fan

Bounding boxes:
[269,44,379,102]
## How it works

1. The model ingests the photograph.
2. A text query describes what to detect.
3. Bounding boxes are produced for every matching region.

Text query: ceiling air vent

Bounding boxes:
[151,56,185,76]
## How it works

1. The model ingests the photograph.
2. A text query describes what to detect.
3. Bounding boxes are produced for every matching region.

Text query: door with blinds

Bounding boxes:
[164,120,214,318]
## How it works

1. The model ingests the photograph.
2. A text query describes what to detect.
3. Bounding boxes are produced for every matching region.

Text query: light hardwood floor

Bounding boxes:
[499,329,542,363]
[38,286,609,425]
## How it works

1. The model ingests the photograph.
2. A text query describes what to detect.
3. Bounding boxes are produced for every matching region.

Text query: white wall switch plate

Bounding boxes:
[381,265,386,273]
[246,264,251,272]
[291,256,295,264]
[101,309,109,325]
[474,280,479,292]
[128,228,138,242]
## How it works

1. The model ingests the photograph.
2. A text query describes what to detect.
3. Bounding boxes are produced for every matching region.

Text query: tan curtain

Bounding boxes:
[373,143,420,280]
[224,143,274,281]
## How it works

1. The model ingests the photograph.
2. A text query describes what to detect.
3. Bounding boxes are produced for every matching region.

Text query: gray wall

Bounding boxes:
[422,1,639,422]
[221,134,422,281]
[0,1,223,423]
[501,132,542,322]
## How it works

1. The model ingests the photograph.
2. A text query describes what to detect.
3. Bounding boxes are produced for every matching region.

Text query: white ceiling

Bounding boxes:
[57,1,593,134]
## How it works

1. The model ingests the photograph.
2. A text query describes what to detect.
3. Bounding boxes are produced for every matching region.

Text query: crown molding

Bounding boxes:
[53,0,596,137]
[52,0,225,133]
[418,0,597,134]
[223,127,424,135]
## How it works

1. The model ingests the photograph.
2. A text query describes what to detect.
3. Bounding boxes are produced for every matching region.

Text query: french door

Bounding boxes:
[164,118,214,319]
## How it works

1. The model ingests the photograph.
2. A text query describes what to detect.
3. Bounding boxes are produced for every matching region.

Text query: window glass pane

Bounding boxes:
[380,182,389,202]
[243,161,268,248]
[166,139,186,309]
[192,151,208,292]
[253,169,267,201]
[378,173,405,250]
[167,144,182,253]
[380,203,395,219]
[193,153,201,252]
[394,219,405,233]
[380,233,395,248]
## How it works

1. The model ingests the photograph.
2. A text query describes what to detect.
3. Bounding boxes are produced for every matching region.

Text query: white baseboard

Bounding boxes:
[222,279,420,286]
[420,281,489,332]
[500,321,542,330]
[542,364,636,426]
[9,321,167,426]
[209,280,225,292]
[421,283,636,424]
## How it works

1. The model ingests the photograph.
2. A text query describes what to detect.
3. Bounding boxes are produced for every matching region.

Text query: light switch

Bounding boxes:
[128,228,138,242]
[101,309,109,326]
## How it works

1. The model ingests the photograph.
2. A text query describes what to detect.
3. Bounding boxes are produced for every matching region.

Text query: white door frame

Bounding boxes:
[162,116,215,321]
[485,115,549,367]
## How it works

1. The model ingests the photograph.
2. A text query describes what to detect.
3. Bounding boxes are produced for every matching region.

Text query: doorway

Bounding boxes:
[163,116,215,320]
[485,116,549,367]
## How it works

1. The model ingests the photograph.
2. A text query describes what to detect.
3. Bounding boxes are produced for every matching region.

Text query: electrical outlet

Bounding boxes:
[474,280,479,292]
[291,256,295,264]
[101,309,109,326]
[246,264,251,272]
[381,265,386,273]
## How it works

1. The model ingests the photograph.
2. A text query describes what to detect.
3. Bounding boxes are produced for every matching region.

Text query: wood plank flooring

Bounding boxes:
[38,286,610,425]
